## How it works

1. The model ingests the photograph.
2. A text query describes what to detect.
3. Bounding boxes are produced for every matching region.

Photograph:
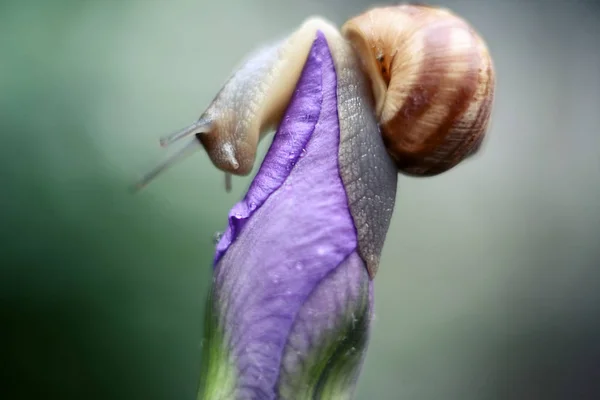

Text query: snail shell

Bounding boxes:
[342,4,495,176]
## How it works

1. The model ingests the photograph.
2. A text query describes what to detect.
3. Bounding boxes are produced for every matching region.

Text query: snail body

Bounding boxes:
[134,4,495,276]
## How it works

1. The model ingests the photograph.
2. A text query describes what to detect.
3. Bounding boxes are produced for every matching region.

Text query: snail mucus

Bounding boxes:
[134,4,495,277]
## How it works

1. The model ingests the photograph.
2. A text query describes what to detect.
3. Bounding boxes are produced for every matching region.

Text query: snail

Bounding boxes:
[135,3,495,192]
[133,3,495,277]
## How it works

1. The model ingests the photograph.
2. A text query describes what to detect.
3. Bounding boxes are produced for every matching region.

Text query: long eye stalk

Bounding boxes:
[132,138,201,192]
[159,118,212,148]
[133,119,213,192]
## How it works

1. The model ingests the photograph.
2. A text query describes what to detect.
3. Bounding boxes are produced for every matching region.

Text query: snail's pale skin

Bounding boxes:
[136,4,495,278]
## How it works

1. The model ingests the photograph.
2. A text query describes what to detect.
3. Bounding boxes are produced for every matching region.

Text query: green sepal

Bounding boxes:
[197,285,237,400]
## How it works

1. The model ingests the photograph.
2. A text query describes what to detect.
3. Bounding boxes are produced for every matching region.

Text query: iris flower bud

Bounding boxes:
[198,32,396,400]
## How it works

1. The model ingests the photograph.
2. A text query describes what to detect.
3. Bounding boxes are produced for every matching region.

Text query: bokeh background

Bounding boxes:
[1,0,599,399]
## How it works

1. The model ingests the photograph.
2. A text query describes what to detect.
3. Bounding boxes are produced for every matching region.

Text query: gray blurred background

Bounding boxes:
[1,0,599,399]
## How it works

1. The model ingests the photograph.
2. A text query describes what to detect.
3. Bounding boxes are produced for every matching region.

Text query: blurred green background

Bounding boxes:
[1,0,599,399]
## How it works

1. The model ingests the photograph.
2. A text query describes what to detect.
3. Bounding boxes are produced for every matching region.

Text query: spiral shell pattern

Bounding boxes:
[342,4,495,176]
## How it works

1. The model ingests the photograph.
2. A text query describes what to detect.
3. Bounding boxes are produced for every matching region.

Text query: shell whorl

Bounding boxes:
[342,4,495,176]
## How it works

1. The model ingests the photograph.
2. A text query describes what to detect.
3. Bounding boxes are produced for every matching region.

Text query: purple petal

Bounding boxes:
[277,250,373,397]
[213,45,323,265]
